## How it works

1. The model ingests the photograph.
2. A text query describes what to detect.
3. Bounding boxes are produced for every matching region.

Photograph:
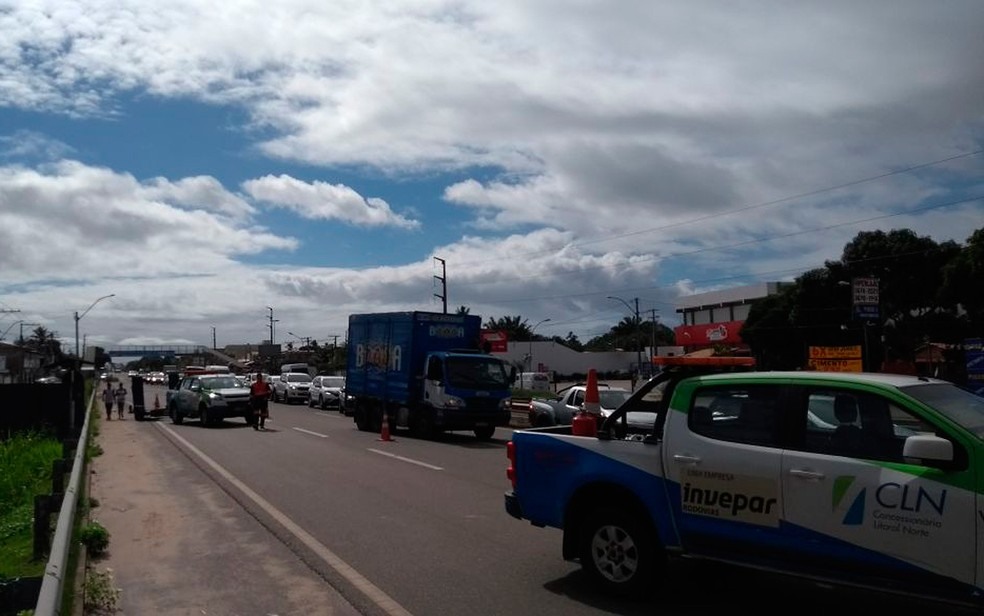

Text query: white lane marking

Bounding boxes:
[367,448,444,471]
[293,427,329,438]
[156,422,413,616]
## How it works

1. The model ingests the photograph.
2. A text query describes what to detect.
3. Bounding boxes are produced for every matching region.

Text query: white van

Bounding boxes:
[280,362,313,376]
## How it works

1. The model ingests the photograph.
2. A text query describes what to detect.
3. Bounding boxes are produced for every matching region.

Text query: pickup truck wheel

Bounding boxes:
[170,405,183,425]
[579,506,660,598]
[533,414,552,428]
[473,425,495,440]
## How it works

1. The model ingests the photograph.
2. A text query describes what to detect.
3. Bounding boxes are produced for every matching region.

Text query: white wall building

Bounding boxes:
[493,340,685,379]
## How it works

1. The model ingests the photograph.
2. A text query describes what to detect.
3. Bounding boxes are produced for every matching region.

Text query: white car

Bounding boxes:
[273,372,312,404]
[308,375,346,410]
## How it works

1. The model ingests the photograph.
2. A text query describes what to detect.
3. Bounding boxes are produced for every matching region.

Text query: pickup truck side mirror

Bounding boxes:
[903,434,954,467]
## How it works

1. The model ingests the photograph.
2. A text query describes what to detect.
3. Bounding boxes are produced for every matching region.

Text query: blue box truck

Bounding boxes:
[346,311,515,440]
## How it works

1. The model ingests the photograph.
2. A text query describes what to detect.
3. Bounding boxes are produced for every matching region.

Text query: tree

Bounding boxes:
[455,306,471,315]
[742,226,984,370]
[24,326,63,364]
[940,228,984,333]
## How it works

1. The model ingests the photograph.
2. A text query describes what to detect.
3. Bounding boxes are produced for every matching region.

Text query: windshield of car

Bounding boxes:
[287,373,312,383]
[201,376,241,389]
[901,382,984,439]
[446,357,511,388]
[599,390,631,409]
[323,376,344,387]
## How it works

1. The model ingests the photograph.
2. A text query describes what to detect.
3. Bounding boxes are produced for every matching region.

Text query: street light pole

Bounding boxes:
[607,296,642,378]
[529,318,551,375]
[74,294,115,357]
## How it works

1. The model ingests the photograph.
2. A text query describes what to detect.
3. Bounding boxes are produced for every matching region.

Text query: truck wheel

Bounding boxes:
[200,405,211,427]
[170,405,183,425]
[410,413,433,439]
[579,506,662,598]
[534,414,552,428]
[473,425,495,440]
[354,406,371,432]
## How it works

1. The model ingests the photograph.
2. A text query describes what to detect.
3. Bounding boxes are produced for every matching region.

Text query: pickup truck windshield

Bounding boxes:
[446,357,510,388]
[902,382,984,439]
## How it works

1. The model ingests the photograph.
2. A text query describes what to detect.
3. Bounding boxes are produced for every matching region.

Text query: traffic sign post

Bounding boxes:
[851,278,879,371]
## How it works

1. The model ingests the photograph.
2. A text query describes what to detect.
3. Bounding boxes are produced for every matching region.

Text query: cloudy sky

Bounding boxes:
[1,0,982,356]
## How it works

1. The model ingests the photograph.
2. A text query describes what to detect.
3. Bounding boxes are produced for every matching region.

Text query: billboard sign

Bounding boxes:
[808,345,862,372]
[481,329,509,352]
[852,278,879,321]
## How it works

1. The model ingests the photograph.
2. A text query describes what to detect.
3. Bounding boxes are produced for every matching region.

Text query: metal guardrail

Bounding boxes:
[34,389,93,615]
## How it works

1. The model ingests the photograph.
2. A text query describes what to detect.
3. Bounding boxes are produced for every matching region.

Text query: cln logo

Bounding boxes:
[833,476,865,525]
[833,476,948,525]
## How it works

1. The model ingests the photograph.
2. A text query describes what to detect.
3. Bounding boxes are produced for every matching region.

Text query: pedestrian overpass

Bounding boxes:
[105,344,238,365]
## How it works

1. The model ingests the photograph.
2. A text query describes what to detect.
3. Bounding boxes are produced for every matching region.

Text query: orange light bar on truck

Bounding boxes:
[652,356,756,367]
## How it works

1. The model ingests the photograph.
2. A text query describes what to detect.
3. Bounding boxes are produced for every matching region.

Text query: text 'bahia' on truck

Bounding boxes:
[345,311,516,440]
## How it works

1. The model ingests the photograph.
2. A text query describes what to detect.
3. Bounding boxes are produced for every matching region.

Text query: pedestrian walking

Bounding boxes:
[101,383,115,420]
[249,373,272,430]
[114,382,128,420]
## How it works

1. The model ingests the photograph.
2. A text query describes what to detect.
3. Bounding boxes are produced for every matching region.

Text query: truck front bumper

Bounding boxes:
[504,492,523,520]
[432,408,511,431]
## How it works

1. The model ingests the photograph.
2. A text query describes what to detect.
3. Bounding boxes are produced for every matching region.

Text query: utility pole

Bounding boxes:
[433,256,447,314]
[20,322,39,344]
[607,296,642,379]
[211,325,217,350]
[266,307,276,344]
[648,309,659,372]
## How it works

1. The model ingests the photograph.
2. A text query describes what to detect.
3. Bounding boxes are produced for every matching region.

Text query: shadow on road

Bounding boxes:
[541,560,979,615]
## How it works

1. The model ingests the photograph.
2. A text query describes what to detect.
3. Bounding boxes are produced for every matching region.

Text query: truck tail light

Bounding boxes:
[506,441,516,488]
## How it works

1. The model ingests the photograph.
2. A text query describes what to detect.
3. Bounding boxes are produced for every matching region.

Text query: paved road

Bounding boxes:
[84,382,979,616]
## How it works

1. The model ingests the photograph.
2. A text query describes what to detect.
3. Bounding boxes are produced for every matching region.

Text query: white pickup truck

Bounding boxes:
[506,357,984,607]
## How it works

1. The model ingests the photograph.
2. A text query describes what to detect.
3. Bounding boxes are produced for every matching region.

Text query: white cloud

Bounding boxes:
[0,0,982,345]
[0,160,296,285]
[242,174,419,229]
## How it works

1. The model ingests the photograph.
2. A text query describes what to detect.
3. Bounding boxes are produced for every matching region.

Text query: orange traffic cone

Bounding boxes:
[379,413,394,442]
[573,368,599,437]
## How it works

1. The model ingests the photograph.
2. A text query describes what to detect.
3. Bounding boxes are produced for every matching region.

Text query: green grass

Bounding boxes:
[0,431,63,579]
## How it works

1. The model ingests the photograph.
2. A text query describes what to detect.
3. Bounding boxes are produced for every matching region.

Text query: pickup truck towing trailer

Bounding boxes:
[346,311,515,440]
[505,357,984,606]
[166,373,254,427]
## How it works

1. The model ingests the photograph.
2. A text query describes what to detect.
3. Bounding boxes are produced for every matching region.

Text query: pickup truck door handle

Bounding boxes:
[788,468,825,481]
[672,454,702,465]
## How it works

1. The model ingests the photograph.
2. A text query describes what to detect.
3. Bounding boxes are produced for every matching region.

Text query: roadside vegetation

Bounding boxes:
[0,431,62,578]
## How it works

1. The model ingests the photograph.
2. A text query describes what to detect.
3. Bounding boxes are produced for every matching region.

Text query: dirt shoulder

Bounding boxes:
[83,412,362,616]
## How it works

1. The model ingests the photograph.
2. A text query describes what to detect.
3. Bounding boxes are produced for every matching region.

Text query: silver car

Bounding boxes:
[273,372,312,404]
[308,375,346,410]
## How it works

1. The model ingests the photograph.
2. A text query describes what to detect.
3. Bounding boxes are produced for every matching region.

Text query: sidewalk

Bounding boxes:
[83,412,362,616]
